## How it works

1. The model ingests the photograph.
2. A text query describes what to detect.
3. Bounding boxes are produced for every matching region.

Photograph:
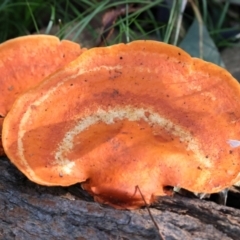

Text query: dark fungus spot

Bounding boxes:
[119,56,123,60]
[84,79,88,82]
[114,69,122,74]
[144,111,150,118]
[8,86,14,91]
[112,89,119,97]
[70,83,73,86]
[63,54,65,58]
[205,155,208,158]
[229,150,233,154]
[178,52,181,56]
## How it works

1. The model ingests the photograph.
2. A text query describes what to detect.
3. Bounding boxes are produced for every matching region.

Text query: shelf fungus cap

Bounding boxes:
[0,34,85,117]
[3,40,240,209]
[0,35,85,155]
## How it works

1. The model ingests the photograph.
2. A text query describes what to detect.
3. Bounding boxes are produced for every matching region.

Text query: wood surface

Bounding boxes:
[1,157,240,240]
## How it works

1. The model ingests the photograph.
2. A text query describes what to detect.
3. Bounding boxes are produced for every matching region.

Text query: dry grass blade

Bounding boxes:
[188,0,203,58]
[97,4,138,46]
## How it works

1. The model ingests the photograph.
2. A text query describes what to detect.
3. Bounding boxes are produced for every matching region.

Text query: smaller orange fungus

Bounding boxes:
[0,35,85,155]
[3,40,240,209]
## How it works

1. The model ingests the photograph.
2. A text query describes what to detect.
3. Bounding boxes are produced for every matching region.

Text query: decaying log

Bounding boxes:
[0,157,240,240]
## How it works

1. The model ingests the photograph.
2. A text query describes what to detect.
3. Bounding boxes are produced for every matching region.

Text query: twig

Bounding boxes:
[136,185,165,240]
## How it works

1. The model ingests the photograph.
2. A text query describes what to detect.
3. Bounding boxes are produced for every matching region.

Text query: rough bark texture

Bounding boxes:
[1,157,240,240]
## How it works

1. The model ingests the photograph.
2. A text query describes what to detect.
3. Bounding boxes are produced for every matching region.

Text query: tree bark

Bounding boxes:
[0,157,240,240]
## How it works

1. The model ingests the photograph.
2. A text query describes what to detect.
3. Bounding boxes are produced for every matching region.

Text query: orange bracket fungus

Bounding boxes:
[0,35,85,155]
[3,40,240,209]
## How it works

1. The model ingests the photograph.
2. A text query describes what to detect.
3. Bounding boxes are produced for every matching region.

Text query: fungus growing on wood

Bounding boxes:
[3,40,240,209]
[0,35,85,155]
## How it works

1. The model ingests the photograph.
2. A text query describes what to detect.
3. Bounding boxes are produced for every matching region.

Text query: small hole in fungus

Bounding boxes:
[163,186,174,194]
